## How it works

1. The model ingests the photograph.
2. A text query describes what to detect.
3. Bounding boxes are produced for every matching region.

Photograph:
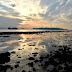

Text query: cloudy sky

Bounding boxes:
[0,0,72,29]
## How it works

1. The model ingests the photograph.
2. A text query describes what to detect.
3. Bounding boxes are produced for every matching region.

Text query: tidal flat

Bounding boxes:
[0,32,72,72]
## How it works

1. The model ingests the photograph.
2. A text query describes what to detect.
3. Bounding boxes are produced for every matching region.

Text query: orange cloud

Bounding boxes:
[18,19,49,29]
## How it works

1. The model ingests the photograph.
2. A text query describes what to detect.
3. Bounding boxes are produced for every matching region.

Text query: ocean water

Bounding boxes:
[0,31,72,72]
[0,29,71,32]
[0,29,47,32]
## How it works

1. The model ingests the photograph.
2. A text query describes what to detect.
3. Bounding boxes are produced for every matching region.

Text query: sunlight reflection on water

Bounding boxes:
[0,32,72,72]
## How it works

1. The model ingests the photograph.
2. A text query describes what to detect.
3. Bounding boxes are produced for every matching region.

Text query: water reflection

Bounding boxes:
[0,32,72,72]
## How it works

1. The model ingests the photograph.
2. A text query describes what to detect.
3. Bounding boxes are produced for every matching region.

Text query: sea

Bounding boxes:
[0,29,71,32]
[0,29,72,72]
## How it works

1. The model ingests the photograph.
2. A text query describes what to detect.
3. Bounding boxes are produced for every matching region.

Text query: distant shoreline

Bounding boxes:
[0,30,71,34]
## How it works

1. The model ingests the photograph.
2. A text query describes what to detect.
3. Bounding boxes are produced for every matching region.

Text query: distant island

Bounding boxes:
[7,27,68,30]
[8,27,18,29]
[33,28,67,30]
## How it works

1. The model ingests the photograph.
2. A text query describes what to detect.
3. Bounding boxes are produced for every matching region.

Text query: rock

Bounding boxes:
[27,62,34,67]
[15,64,19,68]
[28,57,35,60]
[0,52,10,64]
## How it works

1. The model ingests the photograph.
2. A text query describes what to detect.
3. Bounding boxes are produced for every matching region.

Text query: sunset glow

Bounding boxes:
[0,0,72,29]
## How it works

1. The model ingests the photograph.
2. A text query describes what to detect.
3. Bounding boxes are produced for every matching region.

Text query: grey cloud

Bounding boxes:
[33,14,37,16]
[0,4,14,12]
[0,11,8,15]
[10,12,20,17]
[39,13,54,21]
[39,0,72,22]
[0,16,22,28]
[10,4,16,7]
[66,15,72,20]
[40,0,57,6]
[0,4,20,17]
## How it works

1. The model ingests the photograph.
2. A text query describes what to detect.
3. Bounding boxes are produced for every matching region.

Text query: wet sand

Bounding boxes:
[0,32,72,72]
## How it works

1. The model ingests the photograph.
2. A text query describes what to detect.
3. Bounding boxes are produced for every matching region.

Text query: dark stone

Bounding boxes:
[50,68,58,72]
[27,62,34,67]
[32,68,36,71]
[32,53,38,57]
[18,57,21,58]
[15,64,19,68]
[28,57,35,60]
[22,70,26,72]
[29,45,35,46]
[40,56,44,61]
[0,65,13,72]
[32,53,38,54]
[18,49,22,50]
[3,36,9,37]
[52,45,57,47]
[28,71,32,72]
[39,46,72,72]
[58,65,63,70]
[34,60,40,63]
[0,52,10,64]
[11,51,15,54]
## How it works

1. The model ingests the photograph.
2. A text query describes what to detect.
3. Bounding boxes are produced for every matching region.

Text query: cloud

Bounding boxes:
[10,4,16,7]
[66,14,72,20]
[0,16,22,28]
[0,0,72,29]
[39,0,72,22]
[0,4,20,17]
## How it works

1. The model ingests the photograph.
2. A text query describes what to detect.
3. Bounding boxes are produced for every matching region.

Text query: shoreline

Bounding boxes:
[0,30,71,34]
[0,30,72,72]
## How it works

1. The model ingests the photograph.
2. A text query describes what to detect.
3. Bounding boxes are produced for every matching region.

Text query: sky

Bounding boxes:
[0,0,72,29]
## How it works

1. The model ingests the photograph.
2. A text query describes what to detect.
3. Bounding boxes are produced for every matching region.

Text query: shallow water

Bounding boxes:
[0,32,72,72]
[0,29,47,32]
[0,29,71,32]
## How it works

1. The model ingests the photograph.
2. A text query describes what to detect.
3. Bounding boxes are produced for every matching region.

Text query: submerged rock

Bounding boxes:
[39,46,72,72]
[28,57,35,60]
[0,65,13,72]
[22,70,26,72]
[15,64,19,68]
[11,51,15,54]
[0,52,10,64]
[27,62,34,67]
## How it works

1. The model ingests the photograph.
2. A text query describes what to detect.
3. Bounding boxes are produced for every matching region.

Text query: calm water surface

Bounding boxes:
[0,31,72,72]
